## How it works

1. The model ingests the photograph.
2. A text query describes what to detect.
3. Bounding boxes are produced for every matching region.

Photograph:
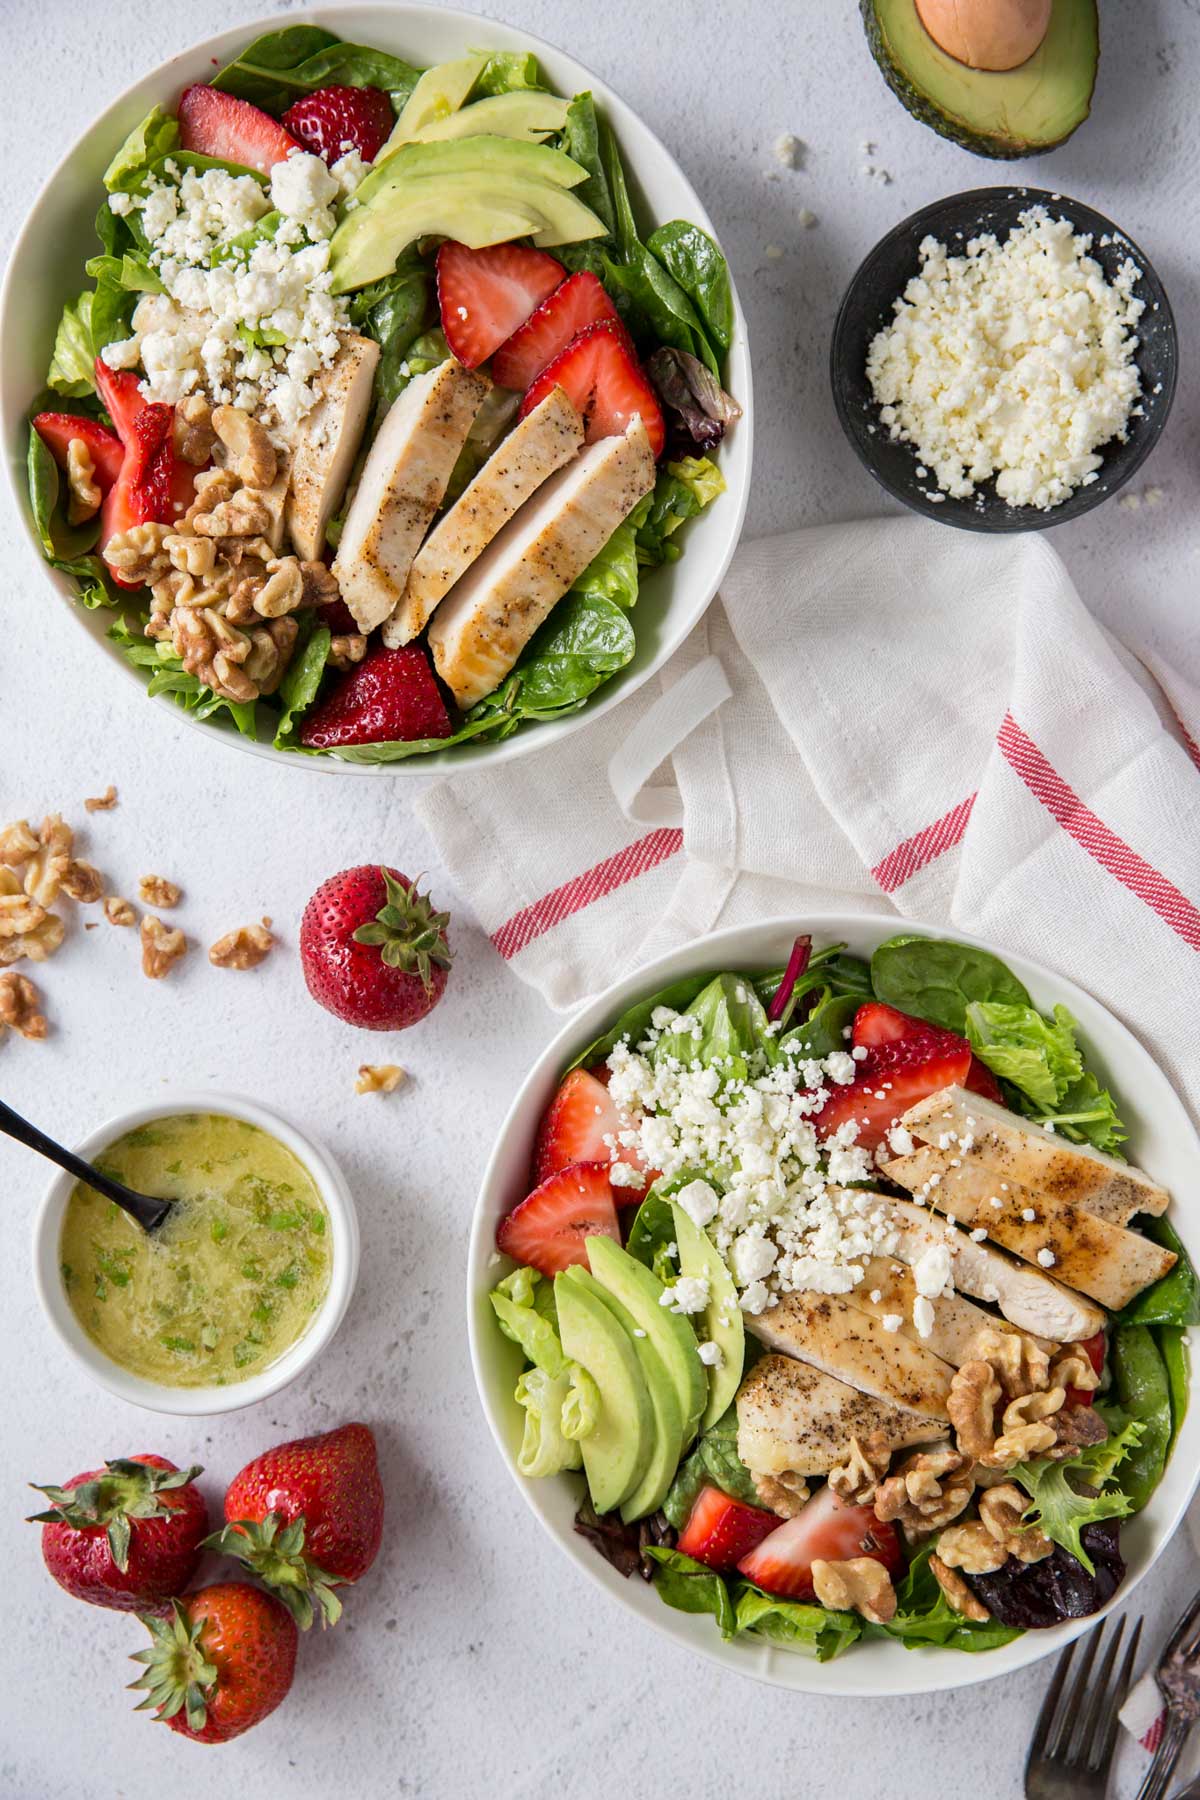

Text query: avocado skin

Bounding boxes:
[860,0,1099,159]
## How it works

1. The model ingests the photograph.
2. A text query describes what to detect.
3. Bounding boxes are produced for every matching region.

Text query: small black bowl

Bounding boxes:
[830,187,1178,532]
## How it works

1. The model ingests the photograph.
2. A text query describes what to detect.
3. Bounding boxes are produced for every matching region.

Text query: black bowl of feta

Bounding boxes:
[830,187,1177,532]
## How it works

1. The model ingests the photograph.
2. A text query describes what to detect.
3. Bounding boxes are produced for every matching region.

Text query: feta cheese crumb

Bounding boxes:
[1021,1207,1037,1222]
[698,1340,724,1368]
[660,1276,710,1316]
[675,1178,720,1229]
[609,1162,644,1189]
[881,1312,904,1333]
[912,1295,935,1339]
[969,1228,988,1242]
[1037,1248,1057,1268]
[886,1124,915,1156]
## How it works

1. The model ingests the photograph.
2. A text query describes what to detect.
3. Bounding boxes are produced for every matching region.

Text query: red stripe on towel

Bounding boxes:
[998,713,1200,951]
[491,827,684,960]
[871,793,977,894]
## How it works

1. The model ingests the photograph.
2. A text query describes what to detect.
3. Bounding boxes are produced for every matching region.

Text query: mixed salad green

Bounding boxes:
[28,25,738,761]
[489,933,1195,1659]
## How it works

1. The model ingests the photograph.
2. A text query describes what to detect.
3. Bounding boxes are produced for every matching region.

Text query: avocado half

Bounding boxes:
[861,0,1099,159]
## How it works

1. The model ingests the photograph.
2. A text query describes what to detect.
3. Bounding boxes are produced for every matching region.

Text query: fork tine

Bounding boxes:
[1028,1638,1076,1762]
[1056,1620,1105,1763]
[1090,1615,1144,1774]
[1075,1615,1125,1767]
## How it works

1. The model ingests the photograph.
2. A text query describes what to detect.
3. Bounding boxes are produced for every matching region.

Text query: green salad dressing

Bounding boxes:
[59,1113,330,1387]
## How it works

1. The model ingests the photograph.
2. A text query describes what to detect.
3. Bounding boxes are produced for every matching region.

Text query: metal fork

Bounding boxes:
[1026,1615,1144,1798]
[1135,1588,1200,1800]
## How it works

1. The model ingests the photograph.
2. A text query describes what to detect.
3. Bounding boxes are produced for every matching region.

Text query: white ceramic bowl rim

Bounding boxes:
[33,1089,360,1416]
[467,913,1200,1697]
[0,3,753,777]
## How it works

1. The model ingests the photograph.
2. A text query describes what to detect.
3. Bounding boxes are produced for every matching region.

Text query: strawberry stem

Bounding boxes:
[28,1460,202,1574]
[351,870,451,995]
[204,1513,345,1630]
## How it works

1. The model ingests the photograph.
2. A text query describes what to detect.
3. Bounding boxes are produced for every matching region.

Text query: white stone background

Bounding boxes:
[1,2,1198,1796]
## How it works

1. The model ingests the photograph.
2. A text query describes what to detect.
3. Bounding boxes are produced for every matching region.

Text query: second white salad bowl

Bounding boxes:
[0,4,752,776]
[467,914,1200,1697]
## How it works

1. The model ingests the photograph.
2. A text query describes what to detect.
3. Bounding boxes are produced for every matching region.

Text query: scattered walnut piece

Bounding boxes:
[66,438,101,524]
[209,922,275,970]
[328,633,368,671]
[22,842,67,908]
[811,1557,897,1625]
[0,972,47,1040]
[104,521,172,584]
[356,1064,407,1096]
[139,875,182,909]
[84,787,118,813]
[141,916,187,980]
[874,1445,975,1538]
[977,1483,1053,1564]
[104,896,137,928]
[173,394,217,466]
[984,1389,1064,1467]
[61,860,103,904]
[0,819,39,866]
[948,1360,1003,1463]
[753,1471,810,1518]
[0,893,48,938]
[934,1520,1009,1576]
[1049,1348,1099,1394]
[967,1327,1050,1401]
[212,405,277,488]
[829,1432,893,1507]
[929,1554,990,1622]
[0,911,65,966]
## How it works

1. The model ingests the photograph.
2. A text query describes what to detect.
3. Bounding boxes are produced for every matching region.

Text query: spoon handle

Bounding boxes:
[0,1098,143,1212]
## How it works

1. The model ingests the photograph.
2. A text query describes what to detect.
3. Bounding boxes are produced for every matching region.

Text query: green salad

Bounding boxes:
[28,26,739,761]
[490,933,1195,1658]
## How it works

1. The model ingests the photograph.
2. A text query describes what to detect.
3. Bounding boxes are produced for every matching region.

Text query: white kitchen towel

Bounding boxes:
[416,516,1200,1121]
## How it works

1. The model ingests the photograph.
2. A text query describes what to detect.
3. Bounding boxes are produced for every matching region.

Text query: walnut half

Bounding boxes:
[209,922,274,970]
[0,972,47,1039]
[139,875,181,909]
[356,1064,407,1096]
[141,916,187,980]
[811,1557,897,1624]
[929,1554,990,1622]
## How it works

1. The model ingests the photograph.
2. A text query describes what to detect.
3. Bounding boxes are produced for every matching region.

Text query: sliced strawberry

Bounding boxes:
[317,596,360,635]
[520,320,665,457]
[491,271,619,392]
[531,1067,655,1200]
[178,84,302,177]
[299,643,451,749]
[496,1162,620,1278]
[1065,1329,1107,1408]
[818,1003,972,1151]
[33,414,124,492]
[677,1486,779,1571]
[964,1057,1004,1102]
[436,242,565,371]
[282,85,394,165]
[93,362,178,589]
[737,1485,901,1601]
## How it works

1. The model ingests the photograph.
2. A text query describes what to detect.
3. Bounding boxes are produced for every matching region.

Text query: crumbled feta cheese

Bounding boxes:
[912,1295,935,1339]
[675,1178,720,1229]
[609,1162,644,1189]
[1021,1207,1036,1222]
[969,1228,988,1242]
[660,1276,710,1316]
[912,1242,953,1299]
[881,1312,904,1333]
[1037,1248,1057,1268]
[886,1124,915,1156]
[774,132,805,168]
[698,1340,724,1368]
[866,206,1145,512]
[869,1288,882,1304]
[740,1280,771,1315]
[825,1051,856,1086]
[851,1045,868,1062]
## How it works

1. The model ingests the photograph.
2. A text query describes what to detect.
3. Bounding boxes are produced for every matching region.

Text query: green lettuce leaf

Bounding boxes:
[27,427,105,574]
[965,1001,1084,1110]
[490,1267,566,1378]
[348,254,432,423]
[1119,1224,1200,1327]
[103,105,180,191]
[635,459,723,565]
[273,625,331,749]
[1157,1325,1190,1462]
[569,975,715,1069]
[1011,1412,1144,1572]
[559,92,615,236]
[107,615,258,738]
[644,1547,737,1638]
[866,1545,1021,1653]
[1035,1069,1127,1154]
[561,1363,600,1441]
[570,501,646,610]
[653,970,778,1074]
[47,295,97,396]
[471,51,544,97]
[514,1367,582,1478]
[662,1404,760,1528]
[733,1585,863,1659]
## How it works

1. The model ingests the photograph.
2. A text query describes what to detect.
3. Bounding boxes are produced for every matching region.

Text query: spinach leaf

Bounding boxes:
[212,26,420,113]
[662,1404,759,1527]
[103,105,180,191]
[734,1585,863,1659]
[560,93,614,236]
[965,1001,1083,1111]
[756,945,873,1010]
[569,974,715,1069]
[645,1547,737,1638]
[471,591,635,716]
[46,294,97,397]
[273,624,331,749]
[781,992,861,1061]
[108,615,258,738]
[348,253,431,422]
[1109,1328,1173,1510]
[866,1546,1021,1653]
[624,1187,680,1279]
[570,501,645,610]
[870,935,1030,1032]
[1156,1325,1189,1462]
[647,221,734,353]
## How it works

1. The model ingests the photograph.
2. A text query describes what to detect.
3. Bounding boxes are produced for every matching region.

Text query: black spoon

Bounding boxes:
[0,1098,173,1233]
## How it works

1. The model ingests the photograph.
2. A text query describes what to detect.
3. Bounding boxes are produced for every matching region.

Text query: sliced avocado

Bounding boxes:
[386,53,488,148]
[328,138,605,294]
[563,1264,683,1523]
[861,0,1098,159]
[408,92,570,147]
[586,1236,707,1453]
[554,1269,653,1513]
[670,1202,745,1430]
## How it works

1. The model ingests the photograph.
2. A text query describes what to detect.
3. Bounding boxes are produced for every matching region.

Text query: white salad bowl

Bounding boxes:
[467,914,1200,1696]
[33,1090,360,1416]
[0,3,752,776]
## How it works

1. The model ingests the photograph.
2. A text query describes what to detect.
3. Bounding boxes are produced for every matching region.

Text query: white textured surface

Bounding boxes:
[1,4,1197,1797]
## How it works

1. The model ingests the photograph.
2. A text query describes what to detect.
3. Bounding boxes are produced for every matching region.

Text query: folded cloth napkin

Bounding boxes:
[417,516,1200,1122]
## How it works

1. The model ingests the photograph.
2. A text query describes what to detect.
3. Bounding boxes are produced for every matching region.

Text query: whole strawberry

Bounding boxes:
[282,83,394,164]
[131,1582,297,1744]
[207,1424,384,1629]
[300,866,451,1031]
[29,1455,206,1613]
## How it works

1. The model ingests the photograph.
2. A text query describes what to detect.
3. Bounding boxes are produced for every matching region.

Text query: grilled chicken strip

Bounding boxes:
[333,358,492,633]
[885,1197,1106,1342]
[899,1087,1170,1222]
[382,384,584,647]
[427,417,656,710]
[883,1147,1176,1311]
[845,1255,1058,1366]
[285,332,380,561]
[736,1354,934,1480]
[746,1292,955,1422]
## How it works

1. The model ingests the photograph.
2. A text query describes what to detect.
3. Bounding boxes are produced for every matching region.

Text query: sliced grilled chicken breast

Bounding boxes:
[885,1197,1106,1342]
[900,1086,1170,1221]
[333,358,492,633]
[746,1292,954,1422]
[382,385,584,648]
[427,417,656,710]
[260,461,290,554]
[883,1147,1176,1310]
[845,1255,1058,1365]
[736,1354,934,1480]
[285,333,380,561]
